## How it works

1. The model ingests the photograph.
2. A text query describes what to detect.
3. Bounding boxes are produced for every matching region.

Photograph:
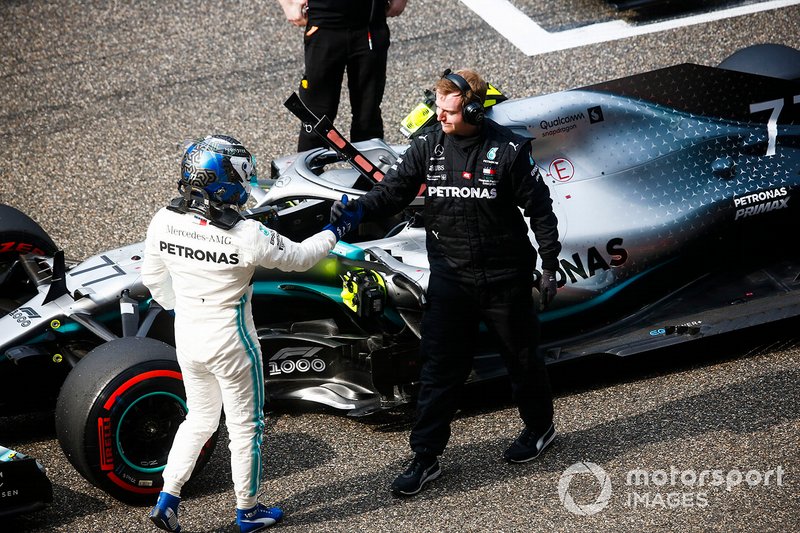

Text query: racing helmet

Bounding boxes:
[179,134,256,206]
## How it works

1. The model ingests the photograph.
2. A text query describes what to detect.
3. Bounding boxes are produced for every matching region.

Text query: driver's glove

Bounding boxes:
[539,268,558,311]
[325,195,363,241]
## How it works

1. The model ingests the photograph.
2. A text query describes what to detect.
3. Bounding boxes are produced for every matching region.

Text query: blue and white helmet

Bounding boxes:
[180,134,256,206]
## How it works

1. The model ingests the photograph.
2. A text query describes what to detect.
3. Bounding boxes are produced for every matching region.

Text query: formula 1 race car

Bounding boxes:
[1,44,798,505]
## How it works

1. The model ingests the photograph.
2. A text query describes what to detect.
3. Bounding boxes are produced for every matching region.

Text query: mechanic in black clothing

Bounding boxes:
[330,68,562,496]
[278,0,407,152]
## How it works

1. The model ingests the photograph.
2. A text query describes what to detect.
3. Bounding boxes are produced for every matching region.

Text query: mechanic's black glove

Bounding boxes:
[325,195,363,241]
[539,269,557,311]
[330,195,363,224]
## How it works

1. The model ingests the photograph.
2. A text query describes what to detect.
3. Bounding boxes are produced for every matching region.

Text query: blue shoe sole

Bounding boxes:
[149,510,181,533]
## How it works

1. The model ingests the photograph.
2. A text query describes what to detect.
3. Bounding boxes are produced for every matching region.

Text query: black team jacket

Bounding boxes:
[358,120,562,286]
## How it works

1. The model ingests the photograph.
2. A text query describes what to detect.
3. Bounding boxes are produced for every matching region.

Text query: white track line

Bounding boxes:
[460,0,800,56]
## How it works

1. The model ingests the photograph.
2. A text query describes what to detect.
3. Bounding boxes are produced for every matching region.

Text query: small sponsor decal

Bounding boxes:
[168,225,230,244]
[733,186,790,220]
[159,241,239,265]
[0,241,48,255]
[588,106,605,124]
[540,112,585,130]
[9,307,40,328]
[486,147,498,160]
[99,417,114,471]
[462,171,473,179]
[17,307,41,319]
[548,157,575,182]
[649,321,702,337]
[428,186,497,199]
[268,347,327,376]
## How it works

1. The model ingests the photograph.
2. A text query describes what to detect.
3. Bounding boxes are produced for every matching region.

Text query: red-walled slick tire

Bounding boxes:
[0,203,58,259]
[55,337,218,505]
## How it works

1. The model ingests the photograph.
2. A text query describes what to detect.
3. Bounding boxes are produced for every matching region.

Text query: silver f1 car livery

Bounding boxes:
[1,44,798,504]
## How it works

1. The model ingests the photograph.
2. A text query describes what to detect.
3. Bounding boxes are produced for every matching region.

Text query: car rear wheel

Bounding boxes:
[55,337,218,504]
[718,43,800,81]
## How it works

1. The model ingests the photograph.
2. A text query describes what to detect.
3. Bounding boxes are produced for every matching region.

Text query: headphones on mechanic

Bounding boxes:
[441,69,485,126]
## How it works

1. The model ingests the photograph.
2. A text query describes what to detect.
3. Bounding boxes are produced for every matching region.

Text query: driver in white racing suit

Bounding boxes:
[143,135,360,533]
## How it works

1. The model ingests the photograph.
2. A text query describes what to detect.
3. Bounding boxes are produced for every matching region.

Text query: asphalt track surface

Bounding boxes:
[1,1,800,532]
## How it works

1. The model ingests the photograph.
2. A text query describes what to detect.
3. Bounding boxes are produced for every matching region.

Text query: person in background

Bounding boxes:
[331,69,562,496]
[278,0,407,151]
[144,134,359,532]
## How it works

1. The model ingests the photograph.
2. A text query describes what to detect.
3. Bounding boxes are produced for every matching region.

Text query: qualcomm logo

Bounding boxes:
[558,462,612,516]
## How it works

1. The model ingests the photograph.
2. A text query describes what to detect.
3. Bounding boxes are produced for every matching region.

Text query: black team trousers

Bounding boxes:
[297,23,389,152]
[409,274,555,457]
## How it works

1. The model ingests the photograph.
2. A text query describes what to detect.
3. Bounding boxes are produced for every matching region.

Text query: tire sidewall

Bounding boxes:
[56,337,216,504]
[90,359,187,501]
[0,204,57,260]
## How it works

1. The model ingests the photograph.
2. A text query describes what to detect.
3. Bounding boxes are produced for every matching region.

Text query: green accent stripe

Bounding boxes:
[116,391,187,473]
[252,281,343,301]
[235,291,264,496]
[540,259,676,322]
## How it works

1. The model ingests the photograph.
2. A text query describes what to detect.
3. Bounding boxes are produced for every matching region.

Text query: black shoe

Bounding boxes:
[503,423,556,463]
[391,455,441,496]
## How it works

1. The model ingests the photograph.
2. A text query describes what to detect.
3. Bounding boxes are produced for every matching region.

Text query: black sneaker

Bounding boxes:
[503,423,556,463]
[390,455,442,496]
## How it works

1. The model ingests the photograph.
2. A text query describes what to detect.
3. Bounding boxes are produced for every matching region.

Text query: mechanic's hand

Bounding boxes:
[278,0,308,26]
[330,194,363,224]
[539,269,558,311]
[325,195,363,241]
[386,0,408,17]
